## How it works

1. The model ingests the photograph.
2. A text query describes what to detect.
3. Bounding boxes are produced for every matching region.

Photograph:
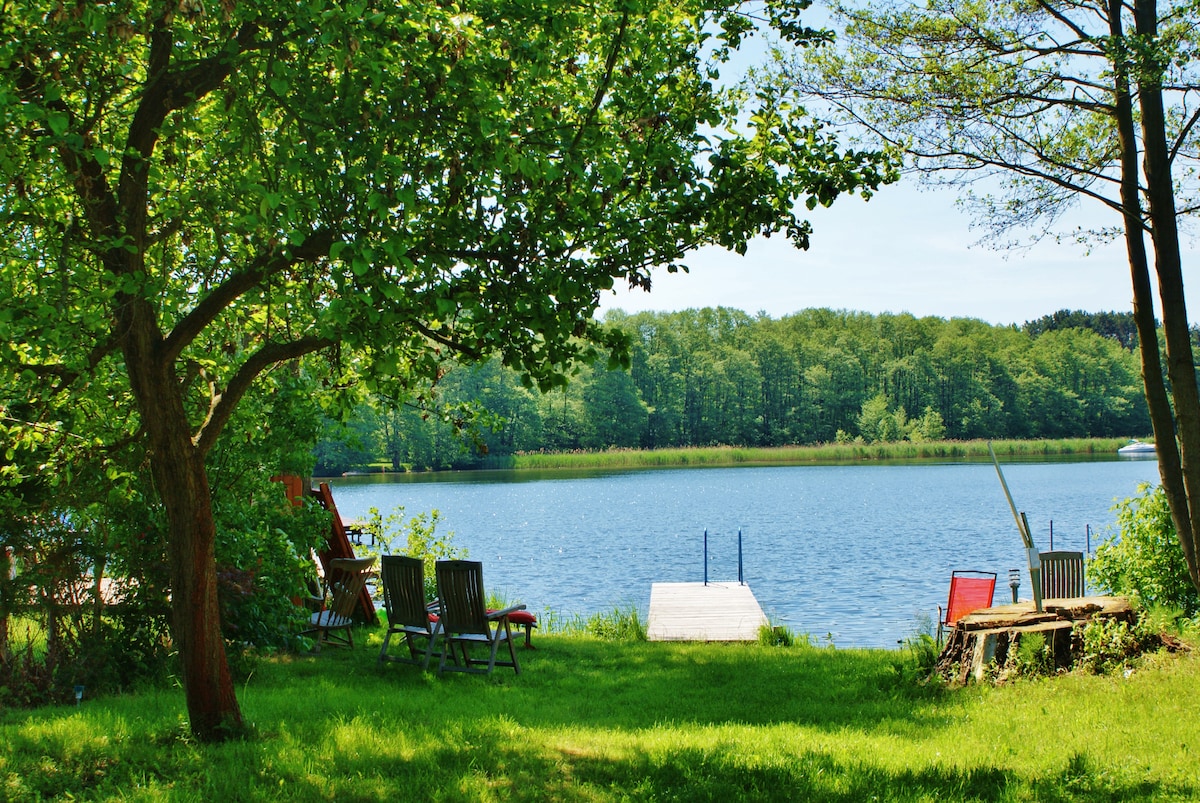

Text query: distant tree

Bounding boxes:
[1024,310,1141,351]
[908,406,946,442]
[582,366,649,449]
[856,392,906,443]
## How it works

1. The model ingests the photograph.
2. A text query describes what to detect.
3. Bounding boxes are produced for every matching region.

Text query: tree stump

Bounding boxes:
[935,596,1135,683]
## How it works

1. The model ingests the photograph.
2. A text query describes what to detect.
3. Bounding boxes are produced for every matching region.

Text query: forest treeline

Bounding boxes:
[314,307,1153,474]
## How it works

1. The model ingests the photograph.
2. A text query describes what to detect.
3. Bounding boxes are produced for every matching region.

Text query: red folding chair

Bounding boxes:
[937,570,996,645]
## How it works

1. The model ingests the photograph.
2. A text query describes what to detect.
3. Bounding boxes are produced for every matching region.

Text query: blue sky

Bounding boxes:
[596,15,1199,327]
[597,175,1200,326]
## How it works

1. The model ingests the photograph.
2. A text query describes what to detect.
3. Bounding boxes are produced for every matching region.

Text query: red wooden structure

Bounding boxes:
[272,475,377,624]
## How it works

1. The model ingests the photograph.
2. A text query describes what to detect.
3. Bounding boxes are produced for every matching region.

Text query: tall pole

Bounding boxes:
[989,442,1043,611]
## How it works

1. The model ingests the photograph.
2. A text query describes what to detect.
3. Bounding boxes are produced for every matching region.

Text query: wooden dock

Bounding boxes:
[647,582,767,641]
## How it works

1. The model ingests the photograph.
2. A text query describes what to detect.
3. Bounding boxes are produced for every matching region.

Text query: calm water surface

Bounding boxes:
[326,457,1160,648]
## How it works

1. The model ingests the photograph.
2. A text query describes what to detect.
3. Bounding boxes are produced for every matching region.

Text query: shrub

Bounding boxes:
[1076,615,1158,674]
[1089,483,1200,616]
[214,495,330,654]
[363,506,465,600]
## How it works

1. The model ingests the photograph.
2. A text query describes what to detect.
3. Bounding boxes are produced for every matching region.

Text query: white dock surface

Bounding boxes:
[647,582,768,641]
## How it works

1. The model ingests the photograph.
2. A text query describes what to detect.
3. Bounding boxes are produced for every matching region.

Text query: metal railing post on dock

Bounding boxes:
[737,530,744,585]
[703,529,708,586]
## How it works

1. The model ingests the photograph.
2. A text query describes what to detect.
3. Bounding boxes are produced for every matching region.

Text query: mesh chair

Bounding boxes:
[937,570,997,645]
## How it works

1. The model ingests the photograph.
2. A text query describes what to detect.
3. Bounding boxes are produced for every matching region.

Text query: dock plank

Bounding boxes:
[647,582,767,641]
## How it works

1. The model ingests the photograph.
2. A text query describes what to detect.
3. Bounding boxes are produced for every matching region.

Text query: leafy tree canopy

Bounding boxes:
[0,0,894,739]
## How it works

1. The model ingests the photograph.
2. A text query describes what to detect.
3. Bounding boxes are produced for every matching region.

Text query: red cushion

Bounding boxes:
[485,608,536,626]
[429,610,536,625]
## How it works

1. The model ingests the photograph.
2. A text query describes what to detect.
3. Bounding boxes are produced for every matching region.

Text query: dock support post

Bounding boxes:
[703,529,708,586]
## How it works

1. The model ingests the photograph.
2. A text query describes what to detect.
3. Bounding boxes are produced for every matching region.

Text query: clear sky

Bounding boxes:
[595,15,1200,328]
[596,175,1200,326]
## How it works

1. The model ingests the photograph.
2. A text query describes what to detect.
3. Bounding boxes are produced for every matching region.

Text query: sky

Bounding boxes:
[596,176,1200,327]
[594,12,1200,328]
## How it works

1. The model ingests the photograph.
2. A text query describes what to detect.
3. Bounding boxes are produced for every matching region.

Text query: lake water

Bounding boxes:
[324,456,1161,648]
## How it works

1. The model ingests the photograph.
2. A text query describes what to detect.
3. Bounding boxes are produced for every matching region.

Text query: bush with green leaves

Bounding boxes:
[1076,615,1158,674]
[213,495,330,654]
[363,506,466,600]
[1089,483,1200,616]
[1003,632,1055,678]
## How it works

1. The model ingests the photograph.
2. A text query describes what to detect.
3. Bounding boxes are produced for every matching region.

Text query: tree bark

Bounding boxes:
[121,297,243,741]
[1109,0,1192,584]
[1134,0,1200,588]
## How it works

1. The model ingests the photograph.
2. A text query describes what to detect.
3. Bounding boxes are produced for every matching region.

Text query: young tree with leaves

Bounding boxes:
[772,0,1200,589]
[0,0,893,740]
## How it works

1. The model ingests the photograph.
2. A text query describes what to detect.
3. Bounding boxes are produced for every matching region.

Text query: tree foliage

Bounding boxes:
[0,0,892,739]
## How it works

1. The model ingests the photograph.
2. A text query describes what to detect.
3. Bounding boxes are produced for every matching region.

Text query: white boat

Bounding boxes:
[1117,439,1156,456]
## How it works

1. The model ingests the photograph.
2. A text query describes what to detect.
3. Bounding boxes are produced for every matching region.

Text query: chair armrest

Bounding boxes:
[486,603,527,621]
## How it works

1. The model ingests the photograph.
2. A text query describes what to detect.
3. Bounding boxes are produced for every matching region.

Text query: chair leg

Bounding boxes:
[505,621,520,674]
[378,629,393,665]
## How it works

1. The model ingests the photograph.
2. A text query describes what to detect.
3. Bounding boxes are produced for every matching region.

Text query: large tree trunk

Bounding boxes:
[122,300,243,741]
[1134,0,1200,588]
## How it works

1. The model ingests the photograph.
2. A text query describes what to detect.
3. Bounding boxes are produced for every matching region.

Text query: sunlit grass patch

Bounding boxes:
[1,629,1197,800]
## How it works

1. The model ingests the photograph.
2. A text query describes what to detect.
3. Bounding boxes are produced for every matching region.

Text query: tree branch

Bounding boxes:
[194,335,334,457]
[163,228,337,364]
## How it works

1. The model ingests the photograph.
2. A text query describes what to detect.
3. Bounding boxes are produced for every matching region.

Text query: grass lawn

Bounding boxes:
[2,629,1198,801]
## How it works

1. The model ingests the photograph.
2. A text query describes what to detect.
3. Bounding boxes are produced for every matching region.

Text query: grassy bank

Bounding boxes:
[2,628,1195,801]
[477,437,1132,472]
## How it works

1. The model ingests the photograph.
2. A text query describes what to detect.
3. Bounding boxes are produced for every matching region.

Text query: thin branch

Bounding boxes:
[194,335,334,456]
[162,228,336,364]
[568,11,629,155]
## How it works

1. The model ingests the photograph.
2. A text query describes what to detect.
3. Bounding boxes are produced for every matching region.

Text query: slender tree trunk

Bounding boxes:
[121,299,243,741]
[1108,0,1191,579]
[1133,0,1200,587]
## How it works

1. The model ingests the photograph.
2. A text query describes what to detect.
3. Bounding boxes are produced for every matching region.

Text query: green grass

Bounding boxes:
[2,627,1197,801]
[480,438,1132,472]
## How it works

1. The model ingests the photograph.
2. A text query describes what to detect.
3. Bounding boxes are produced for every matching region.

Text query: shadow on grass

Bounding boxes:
[387,635,954,733]
[5,634,1195,801]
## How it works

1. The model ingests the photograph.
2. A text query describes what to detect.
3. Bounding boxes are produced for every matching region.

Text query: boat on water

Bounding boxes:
[1118,439,1157,456]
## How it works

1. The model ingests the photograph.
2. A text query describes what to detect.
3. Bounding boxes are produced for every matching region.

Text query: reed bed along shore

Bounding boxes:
[475,437,1133,472]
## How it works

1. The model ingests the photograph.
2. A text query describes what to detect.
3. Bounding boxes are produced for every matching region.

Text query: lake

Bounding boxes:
[324,456,1161,648]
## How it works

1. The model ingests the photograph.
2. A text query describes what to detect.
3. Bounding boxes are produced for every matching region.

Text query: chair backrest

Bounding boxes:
[380,555,430,629]
[435,560,490,636]
[944,570,997,626]
[326,557,376,620]
[1040,551,1085,599]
